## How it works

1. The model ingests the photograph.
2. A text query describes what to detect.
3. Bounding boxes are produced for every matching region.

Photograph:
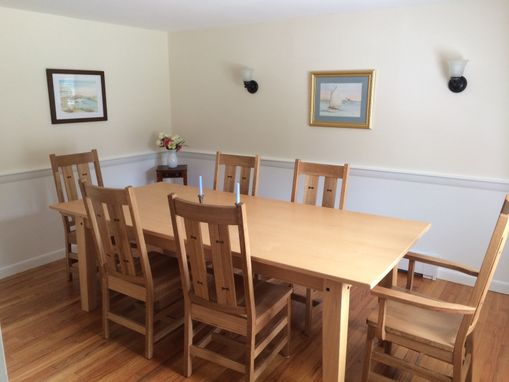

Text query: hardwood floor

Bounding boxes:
[1,260,508,381]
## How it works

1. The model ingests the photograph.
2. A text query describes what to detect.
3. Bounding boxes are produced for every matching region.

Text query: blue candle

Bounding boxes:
[236,182,240,204]
[199,176,203,195]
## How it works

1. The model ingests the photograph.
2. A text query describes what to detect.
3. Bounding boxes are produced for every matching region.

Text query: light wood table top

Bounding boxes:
[51,182,429,289]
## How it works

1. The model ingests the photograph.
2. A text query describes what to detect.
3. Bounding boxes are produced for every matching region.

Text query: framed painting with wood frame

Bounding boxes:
[46,69,108,124]
[309,70,375,129]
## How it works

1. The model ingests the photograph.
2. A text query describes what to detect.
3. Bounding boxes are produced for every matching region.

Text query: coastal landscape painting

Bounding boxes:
[46,69,107,124]
[58,79,98,113]
[309,70,375,129]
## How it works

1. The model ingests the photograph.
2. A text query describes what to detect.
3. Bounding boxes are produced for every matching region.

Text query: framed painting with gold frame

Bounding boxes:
[309,70,375,129]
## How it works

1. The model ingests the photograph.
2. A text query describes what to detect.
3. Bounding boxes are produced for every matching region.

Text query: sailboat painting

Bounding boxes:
[318,82,362,118]
[309,70,375,129]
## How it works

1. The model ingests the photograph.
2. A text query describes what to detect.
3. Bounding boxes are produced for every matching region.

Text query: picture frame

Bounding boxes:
[46,69,108,124]
[309,70,375,129]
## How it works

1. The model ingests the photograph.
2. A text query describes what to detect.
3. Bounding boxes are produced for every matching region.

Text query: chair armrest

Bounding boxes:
[372,286,476,315]
[405,251,478,277]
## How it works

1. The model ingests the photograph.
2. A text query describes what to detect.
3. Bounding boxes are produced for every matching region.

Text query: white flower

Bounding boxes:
[158,132,166,139]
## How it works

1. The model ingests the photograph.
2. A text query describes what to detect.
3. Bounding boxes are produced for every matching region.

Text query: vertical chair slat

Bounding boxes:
[339,164,349,209]
[106,202,129,275]
[62,165,79,201]
[223,165,236,193]
[185,219,210,300]
[303,175,319,205]
[209,223,237,306]
[77,162,91,185]
[91,199,114,272]
[112,201,137,276]
[239,167,251,195]
[322,177,338,208]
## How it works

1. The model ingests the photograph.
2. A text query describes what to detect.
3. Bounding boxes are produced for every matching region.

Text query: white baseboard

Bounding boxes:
[0,249,65,279]
[437,268,509,295]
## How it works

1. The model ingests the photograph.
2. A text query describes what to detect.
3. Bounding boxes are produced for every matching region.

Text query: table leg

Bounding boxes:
[76,217,97,312]
[322,280,351,382]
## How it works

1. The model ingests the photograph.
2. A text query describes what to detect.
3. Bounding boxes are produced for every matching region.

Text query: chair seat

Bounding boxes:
[367,299,463,352]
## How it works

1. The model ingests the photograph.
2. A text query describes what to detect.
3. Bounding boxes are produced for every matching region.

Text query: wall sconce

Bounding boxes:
[242,67,258,94]
[447,59,468,93]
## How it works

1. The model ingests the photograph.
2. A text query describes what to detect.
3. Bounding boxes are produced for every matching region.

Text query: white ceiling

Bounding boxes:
[0,0,443,31]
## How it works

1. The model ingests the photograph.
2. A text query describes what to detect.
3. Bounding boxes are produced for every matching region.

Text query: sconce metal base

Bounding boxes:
[244,80,258,94]
[198,194,205,204]
[448,76,467,93]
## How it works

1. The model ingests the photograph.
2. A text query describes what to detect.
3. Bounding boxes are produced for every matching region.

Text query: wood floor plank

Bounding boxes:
[1,259,508,381]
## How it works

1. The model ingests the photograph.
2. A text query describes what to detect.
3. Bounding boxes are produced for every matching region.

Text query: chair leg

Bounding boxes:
[102,284,110,339]
[66,242,73,281]
[452,349,464,382]
[282,296,291,358]
[145,300,154,359]
[246,332,256,382]
[305,288,313,336]
[362,326,376,382]
[183,314,193,377]
[466,335,474,382]
[383,340,393,355]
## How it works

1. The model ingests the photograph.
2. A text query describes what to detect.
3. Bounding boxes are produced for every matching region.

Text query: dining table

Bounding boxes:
[50,182,430,382]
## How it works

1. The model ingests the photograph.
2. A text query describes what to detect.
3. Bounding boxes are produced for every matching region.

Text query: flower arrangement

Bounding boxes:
[156,133,185,151]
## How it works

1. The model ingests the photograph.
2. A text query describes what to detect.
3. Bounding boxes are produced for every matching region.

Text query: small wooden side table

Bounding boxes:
[156,164,188,185]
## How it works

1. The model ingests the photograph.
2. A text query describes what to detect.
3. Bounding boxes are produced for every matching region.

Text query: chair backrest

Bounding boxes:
[291,159,349,209]
[50,149,104,203]
[168,194,255,319]
[213,151,260,196]
[465,195,509,334]
[83,184,152,288]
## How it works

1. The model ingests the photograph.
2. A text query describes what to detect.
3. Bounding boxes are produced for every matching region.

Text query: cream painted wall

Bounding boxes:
[0,7,170,174]
[168,0,509,179]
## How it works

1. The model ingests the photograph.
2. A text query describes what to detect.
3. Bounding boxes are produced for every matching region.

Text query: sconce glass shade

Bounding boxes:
[447,58,468,93]
[241,67,253,82]
[241,67,258,94]
[448,59,468,78]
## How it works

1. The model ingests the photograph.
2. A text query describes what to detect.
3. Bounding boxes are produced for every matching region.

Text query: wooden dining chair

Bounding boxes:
[362,195,509,382]
[290,159,350,335]
[168,194,292,381]
[49,149,104,280]
[213,151,261,196]
[83,184,183,359]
